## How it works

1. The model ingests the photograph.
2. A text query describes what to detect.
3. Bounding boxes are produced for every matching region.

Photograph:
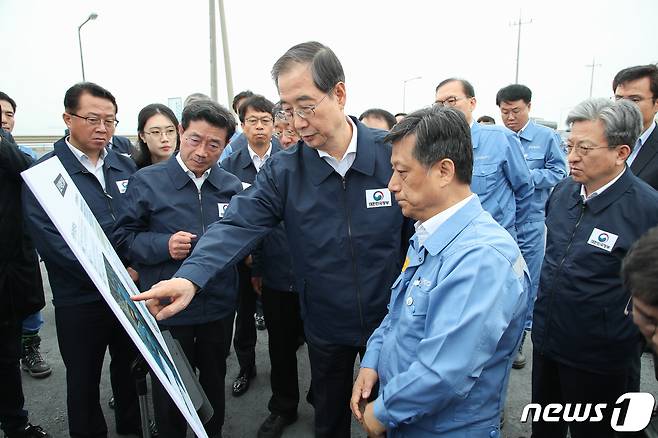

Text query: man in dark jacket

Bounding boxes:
[113,100,242,438]
[531,98,658,438]
[0,128,49,437]
[22,83,141,438]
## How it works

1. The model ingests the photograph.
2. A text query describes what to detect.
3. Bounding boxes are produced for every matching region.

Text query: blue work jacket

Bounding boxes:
[221,142,296,292]
[177,116,413,346]
[112,156,242,326]
[22,138,136,308]
[361,196,529,438]
[470,122,534,239]
[533,168,658,373]
[517,121,567,221]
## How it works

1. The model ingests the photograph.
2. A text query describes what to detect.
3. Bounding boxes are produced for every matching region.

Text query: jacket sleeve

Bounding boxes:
[0,137,33,179]
[176,161,284,289]
[503,133,534,229]
[111,174,172,266]
[22,182,91,284]
[373,246,527,428]
[531,132,567,189]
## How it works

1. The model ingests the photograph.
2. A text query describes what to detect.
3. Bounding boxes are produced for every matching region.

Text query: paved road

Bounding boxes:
[20,264,658,437]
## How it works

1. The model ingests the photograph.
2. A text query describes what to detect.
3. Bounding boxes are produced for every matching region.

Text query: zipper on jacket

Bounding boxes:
[539,202,586,354]
[198,189,206,233]
[342,176,366,343]
[82,169,116,221]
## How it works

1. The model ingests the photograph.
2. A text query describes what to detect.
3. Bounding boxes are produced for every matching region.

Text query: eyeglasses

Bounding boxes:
[145,127,177,138]
[273,128,298,139]
[245,116,273,126]
[184,135,223,151]
[276,90,332,121]
[434,96,467,107]
[69,113,119,128]
[565,143,612,156]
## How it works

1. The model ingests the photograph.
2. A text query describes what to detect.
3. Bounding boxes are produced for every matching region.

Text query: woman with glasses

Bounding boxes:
[133,104,180,169]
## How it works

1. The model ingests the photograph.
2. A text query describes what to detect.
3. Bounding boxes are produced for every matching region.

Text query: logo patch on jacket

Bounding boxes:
[365,188,391,208]
[218,203,229,218]
[587,228,618,252]
[115,180,129,194]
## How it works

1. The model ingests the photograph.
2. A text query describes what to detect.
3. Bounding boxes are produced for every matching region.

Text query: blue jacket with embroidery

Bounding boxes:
[112,156,242,326]
[532,169,658,372]
[177,117,413,346]
[361,196,529,438]
[22,138,136,308]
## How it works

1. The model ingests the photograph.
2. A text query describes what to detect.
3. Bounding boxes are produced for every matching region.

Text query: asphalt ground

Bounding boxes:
[20,264,658,437]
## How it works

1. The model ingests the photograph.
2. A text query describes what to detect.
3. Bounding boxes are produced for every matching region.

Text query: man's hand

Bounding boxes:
[127,266,139,283]
[131,278,197,320]
[244,254,253,268]
[251,276,263,296]
[351,367,379,421]
[362,402,386,437]
[168,231,197,260]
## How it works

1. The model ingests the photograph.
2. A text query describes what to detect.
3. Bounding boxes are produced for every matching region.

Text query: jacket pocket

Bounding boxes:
[472,163,499,194]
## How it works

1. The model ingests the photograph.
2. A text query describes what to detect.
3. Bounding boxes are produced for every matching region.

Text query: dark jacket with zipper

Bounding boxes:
[112,156,242,326]
[532,168,658,373]
[0,133,44,323]
[22,138,136,308]
[178,117,413,346]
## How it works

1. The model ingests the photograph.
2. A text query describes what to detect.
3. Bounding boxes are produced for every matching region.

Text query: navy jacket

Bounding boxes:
[22,138,137,308]
[532,168,658,372]
[221,142,296,292]
[112,156,242,326]
[179,117,413,346]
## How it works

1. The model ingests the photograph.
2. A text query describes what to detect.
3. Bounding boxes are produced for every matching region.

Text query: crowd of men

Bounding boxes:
[1,41,657,438]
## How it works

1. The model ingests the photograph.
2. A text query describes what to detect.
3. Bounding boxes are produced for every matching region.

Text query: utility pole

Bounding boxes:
[208,0,218,101]
[511,10,532,84]
[218,0,234,109]
[586,57,602,98]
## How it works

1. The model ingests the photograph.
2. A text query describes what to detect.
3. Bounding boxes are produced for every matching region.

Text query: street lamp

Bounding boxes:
[78,13,98,81]
[402,76,422,113]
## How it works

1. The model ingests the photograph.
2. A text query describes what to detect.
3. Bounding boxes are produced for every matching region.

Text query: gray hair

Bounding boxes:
[184,93,212,108]
[383,106,473,184]
[566,98,642,149]
[271,41,345,93]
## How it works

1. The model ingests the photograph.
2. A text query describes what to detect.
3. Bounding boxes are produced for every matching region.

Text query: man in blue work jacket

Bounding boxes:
[22,83,142,437]
[434,79,534,253]
[496,84,567,368]
[350,106,529,438]
[112,100,242,438]
[531,98,658,438]
[132,41,412,438]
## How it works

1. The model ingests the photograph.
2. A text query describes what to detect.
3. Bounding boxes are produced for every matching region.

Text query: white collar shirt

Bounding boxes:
[247,143,273,173]
[627,122,656,166]
[580,167,626,203]
[65,137,107,190]
[176,153,211,191]
[414,194,475,247]
[317,117,358,178]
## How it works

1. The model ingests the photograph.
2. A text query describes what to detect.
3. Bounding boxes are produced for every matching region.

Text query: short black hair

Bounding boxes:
[496,84,532,106]
[64,82,118,114]
[181,100,236,144]
[477,115,496,124]
[384,106,473,185]
[0,92,17,112]
[613,64,658,100]
[238,95,275,123]
[435,78,475,98]
[622,226,658,306]
[272,41,345,93]
[359,108,397,130]
[232,90,255,113]
[394,112,407,118]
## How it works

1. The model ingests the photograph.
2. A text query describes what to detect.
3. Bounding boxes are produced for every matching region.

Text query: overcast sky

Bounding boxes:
[1,0,656,136]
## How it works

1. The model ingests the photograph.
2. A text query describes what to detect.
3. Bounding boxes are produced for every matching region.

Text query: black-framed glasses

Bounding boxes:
[614,95,657,104]
[69,113,119,128]
[245,116,274,126]
[276,89,333,121]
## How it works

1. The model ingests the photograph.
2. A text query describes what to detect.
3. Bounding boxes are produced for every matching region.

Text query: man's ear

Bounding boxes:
[432,158,456,187]
[617,144,631,164]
